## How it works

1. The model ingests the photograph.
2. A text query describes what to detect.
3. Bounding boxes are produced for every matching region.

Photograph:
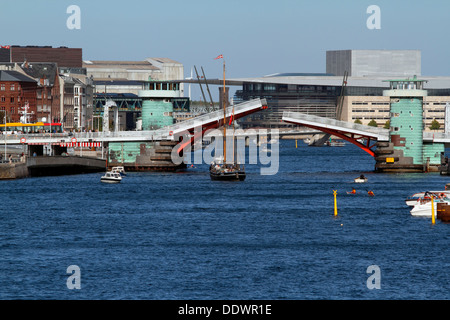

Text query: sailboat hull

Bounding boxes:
[210,170,246,181]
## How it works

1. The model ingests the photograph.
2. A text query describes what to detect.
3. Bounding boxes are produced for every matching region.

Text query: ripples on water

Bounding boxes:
[0,140,448,299]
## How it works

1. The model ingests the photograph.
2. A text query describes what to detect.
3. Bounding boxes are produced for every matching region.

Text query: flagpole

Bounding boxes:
[222,57,226,164]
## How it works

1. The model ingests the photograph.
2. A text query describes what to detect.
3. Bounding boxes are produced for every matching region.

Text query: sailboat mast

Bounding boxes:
[223,59,227,164]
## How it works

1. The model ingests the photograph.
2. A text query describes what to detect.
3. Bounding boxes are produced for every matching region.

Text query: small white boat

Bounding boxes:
[101,171,122,183]
[111,166,126,176]
[410,200,438,217]
[405,191,450,207]
[409,192,450,216]
[354,175,368,183]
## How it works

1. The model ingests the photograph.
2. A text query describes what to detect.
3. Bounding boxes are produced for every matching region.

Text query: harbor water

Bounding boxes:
[0,139,448,299]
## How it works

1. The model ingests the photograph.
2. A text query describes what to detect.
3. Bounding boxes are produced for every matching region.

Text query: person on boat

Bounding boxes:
[367,190,374,197]
[360,174,365,179]
[350,188,356,194]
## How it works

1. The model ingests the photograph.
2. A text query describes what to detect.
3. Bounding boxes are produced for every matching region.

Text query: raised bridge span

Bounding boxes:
[283,111,390,157]
[2,98,268,147]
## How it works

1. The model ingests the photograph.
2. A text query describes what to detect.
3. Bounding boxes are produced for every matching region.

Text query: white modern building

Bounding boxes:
[326,50,421,77]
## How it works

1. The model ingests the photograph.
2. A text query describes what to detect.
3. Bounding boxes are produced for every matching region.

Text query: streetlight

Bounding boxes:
[4,110,7,161]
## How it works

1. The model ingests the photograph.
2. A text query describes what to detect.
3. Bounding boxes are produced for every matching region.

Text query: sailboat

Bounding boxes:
[209,55,246,181]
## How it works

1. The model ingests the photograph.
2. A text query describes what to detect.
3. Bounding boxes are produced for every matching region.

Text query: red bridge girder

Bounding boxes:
[175,106,268,155]
[284,121,378,157]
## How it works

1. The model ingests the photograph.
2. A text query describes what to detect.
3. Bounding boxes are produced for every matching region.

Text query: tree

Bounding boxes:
[430,119,440,130]
[368,119,378,127]
[354,119,362,124]
[383,120,390,129]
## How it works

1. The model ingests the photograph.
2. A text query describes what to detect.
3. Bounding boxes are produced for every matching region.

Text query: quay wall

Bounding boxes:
[0,163,29,179]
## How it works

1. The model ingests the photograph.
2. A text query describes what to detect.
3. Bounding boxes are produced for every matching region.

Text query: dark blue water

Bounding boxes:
[0,140,448,299]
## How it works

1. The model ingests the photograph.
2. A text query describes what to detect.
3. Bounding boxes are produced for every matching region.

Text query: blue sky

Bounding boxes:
[1,0,449,98]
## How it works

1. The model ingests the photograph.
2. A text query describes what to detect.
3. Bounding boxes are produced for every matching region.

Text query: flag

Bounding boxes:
[228,114,233,125]
[214,54,223,60]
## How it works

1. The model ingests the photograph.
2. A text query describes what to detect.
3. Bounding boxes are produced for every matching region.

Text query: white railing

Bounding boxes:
[282,111,390,139]
[0,98,267,144]
[152,98,267,135]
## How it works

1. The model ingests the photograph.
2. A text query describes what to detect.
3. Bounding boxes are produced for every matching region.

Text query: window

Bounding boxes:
[0,84,5,91]
[10,97,14,104]
[10,84,15,91]
[1,96,4,102]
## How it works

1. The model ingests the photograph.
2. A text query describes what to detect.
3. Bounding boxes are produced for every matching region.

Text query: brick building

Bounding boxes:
[20,62,61,123]
[0,70,37,123]
[0,46,82,68]
[0,46,94,129]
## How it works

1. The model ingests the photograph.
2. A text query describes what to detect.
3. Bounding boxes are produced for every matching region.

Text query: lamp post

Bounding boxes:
[4,110,7,161]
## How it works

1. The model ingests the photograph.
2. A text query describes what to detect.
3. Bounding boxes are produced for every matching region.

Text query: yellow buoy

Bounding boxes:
[333,190,338,217]
[431,196,436,225]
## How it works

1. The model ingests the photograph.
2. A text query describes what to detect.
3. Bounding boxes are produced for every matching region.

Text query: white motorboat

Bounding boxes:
[410,200,438,217]
[354,175,368,183]
[409,192,450,216]
[101,171,122,183]
[111,166,126,176]
[405,191,450,207]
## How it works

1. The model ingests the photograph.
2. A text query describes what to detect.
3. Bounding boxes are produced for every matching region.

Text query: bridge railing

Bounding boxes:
[283,111,390,138]
[1,132,68,141]
[151,98,267,135]
[1,98,267,143]
[423,131,450,141]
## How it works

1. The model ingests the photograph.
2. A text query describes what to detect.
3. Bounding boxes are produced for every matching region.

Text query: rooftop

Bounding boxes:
[0,70,36,82]
[83,57,182,70]
[83,60,158,70]
[180,75,450,90]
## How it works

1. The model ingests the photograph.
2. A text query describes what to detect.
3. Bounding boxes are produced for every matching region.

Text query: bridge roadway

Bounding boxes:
[0,98,323,148]
[2,98,268,146]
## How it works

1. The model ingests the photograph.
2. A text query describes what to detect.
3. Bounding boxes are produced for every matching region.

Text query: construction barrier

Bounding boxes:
[27,142,102,147]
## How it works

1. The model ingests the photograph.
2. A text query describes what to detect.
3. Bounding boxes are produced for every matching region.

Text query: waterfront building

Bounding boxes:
[0,45,83,68]
[59,74,94,130]
[84,58,184,96]
[223,50,450,131]
[326,50,421,77]
[0,46,94,130]
[85,58,185,131]
[0,70,37,123]
[18,63,61,124]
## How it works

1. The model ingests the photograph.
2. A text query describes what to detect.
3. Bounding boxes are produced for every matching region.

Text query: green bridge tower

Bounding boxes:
[375,77,444,172]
